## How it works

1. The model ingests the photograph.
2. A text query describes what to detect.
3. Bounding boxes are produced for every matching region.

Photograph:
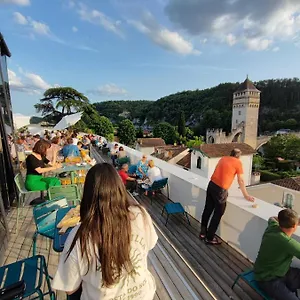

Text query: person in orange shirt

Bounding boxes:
[200,148,254,245]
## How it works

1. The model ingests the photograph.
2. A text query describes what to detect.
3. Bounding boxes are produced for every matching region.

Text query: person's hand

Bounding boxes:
[245,195,255,202]
[54,163,62,169]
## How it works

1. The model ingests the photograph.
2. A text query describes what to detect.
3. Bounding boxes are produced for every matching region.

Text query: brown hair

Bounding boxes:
[66,163,144,287]
[67,137,73,144]
[33,140,51,156]
[278,209,299,229]
[51,136,60,144]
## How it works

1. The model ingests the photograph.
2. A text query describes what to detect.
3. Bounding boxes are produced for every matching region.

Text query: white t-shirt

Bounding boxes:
[147,167,162,184]
[52,206,158,300]
[73,138,79,145]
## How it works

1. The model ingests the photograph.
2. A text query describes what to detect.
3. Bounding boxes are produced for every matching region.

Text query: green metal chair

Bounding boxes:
[33,197,68,256]
[143,178,169,204]
[48,184,81,205]
[14,173,45,233]
[117,156,131,167]
[0,255,55,299]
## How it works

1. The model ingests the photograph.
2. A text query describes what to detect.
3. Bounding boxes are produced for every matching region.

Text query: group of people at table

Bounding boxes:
[110,143,163,196]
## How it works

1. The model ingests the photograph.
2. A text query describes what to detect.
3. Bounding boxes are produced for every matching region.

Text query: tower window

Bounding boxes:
[236,119,238,124]
[238,111,241,115]
[197,157,202,169]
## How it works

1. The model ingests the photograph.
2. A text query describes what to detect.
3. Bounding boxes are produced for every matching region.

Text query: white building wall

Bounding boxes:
[107,142,300,266]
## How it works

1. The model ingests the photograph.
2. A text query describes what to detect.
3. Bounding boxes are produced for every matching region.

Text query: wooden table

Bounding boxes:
[54,164,91,184]
[53,206,76,253]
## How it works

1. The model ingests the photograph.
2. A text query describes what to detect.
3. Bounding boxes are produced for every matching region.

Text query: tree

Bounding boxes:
[253,155,265,171]
[153,122,177,144]
[118,119,136,146]
[186,136,204,148]
[178,111,186,137]
[136,127,144,138]
[35,87,89,122]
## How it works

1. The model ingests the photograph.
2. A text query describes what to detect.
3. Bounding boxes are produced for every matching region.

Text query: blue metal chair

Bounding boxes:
[128,164,137,175]
[162,202,190,226]
[32,197,68,256]
[0,255,55,299]
[232,270,271,299]
[143,178,169,204]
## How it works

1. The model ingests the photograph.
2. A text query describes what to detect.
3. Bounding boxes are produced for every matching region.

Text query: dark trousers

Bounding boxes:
[111,155,117,166]
[201,181,228,240]
[257,268,300,300]
[126,180,137,193]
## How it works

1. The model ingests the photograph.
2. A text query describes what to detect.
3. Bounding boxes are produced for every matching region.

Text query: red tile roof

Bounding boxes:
[272,177,300,192]
[137,138,166,147]
[151,146,187,161]
[177,153,191,169]
[194,143,256,158]
[236,77,260,92]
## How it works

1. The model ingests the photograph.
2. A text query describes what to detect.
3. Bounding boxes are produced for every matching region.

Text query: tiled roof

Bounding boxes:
[137,138,166,147]
[151,146,187,161]
[194,143,256,158]
[272,177,300,192]
[177,153,191,169]
[236,77,260,92]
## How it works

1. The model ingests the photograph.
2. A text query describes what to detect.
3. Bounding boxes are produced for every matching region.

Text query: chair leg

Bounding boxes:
[232,275,241,289]
[185,212,191,225]
[161,207,165,216]
[165,214,169,226]
[32,233,37,256]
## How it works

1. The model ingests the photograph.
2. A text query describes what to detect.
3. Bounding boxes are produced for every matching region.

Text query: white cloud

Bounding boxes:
[89,84,128,96]
[72,26,78,32]
[30,20,51,36]
[76,3,124,37]
[165,0,300,51]
[13,12,28,25]
[272,47,280,52]
[128,12,200,55]
[8,68,52,94]
[0,0,30,5]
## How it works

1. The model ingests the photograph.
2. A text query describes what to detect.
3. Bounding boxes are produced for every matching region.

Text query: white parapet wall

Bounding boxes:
[111,143,300,266]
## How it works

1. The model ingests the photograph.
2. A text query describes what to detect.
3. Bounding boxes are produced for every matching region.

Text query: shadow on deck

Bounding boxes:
[93,147,262,300]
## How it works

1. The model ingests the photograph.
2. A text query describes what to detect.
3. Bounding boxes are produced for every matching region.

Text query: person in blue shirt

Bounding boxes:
[62,137,80,158]
[136,155,149,179]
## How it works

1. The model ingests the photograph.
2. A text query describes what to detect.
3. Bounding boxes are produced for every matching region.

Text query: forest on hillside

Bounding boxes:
[93,78,300,136]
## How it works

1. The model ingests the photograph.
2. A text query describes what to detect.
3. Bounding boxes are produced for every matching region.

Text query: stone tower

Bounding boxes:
[232,77,261,149]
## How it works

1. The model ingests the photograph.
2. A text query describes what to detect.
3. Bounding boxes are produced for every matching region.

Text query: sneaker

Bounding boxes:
[132,192,139,197]
[205,237,222,245]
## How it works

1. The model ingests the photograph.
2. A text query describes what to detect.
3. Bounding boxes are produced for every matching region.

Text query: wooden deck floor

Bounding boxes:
[93,147,262,300]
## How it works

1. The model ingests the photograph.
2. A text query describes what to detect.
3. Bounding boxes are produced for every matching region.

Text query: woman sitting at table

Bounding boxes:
[62,137,80,159]
[46,136,61,165]
[144,160,162,196]
[117,146,127,159]
[25,140,62,191]
[136,154,148,179]
[52,163,158,300]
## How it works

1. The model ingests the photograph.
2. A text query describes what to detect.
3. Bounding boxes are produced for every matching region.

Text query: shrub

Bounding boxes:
[260,170,281,182]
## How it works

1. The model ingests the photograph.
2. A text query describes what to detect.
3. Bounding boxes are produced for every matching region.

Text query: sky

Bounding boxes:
[1,0,300,117]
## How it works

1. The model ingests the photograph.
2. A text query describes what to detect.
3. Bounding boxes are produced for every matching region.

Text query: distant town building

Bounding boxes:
[188,143,256,186]
[206,76,261,149]
[151,145,189,165]
[135,138,166,155]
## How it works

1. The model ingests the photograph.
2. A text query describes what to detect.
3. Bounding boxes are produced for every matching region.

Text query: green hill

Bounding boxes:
[93,78,300,135]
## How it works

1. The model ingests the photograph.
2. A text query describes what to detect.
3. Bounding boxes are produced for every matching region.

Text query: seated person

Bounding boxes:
[118,164,139,196]
[144,160,162,196]
[62,137,80,158]
[136,155,148,179]
[25,140,61,191]
[254,208,300,300]
[78,142,92,163]
[46,136,61,165]
[117,146,127,159]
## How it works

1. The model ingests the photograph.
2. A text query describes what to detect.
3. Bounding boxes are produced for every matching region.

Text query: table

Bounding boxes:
[54,164,91,184]
[53,206,76,252]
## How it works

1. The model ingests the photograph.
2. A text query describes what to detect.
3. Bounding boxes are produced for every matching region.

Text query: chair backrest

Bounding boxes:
[48,184,80,205]
[118,157,131,166]
[151,178,168,191]
[65,157,81,163]
[128,164,137,174]
[14,173,27,193]
[33,198,68,232]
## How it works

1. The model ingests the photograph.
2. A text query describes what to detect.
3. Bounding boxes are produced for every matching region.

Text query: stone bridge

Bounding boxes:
[256,132,300,150]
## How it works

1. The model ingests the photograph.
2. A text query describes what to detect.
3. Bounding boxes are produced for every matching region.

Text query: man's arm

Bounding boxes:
[237,174,254,202]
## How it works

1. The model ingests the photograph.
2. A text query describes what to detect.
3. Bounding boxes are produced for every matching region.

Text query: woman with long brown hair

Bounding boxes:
[53,163,158,300]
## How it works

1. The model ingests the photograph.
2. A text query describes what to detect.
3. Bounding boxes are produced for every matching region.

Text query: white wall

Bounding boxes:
[111,142,300,266]
[135,145,154,156]
[191,151,253,186]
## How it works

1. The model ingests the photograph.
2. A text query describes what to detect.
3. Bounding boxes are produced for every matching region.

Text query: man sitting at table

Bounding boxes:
[254,208,300,299]
[118,164,139,196]
[62,137,80,158]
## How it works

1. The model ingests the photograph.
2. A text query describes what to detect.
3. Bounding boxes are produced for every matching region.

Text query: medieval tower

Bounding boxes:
[206,77,261,149]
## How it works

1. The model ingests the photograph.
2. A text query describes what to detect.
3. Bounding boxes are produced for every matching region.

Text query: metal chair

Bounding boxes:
[143,178,169,204]
[128,164,137,175]
[48,184,81,205]
[0,255,55,299]
[161,202,190,226]
[14,173,45,233]
[117,156,131,167]
[33,197,68,256]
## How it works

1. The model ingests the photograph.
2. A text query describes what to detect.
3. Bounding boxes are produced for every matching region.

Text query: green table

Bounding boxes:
[54,164,91,184]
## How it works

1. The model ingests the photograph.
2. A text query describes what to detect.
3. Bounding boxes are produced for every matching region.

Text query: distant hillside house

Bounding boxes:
[136,138,166,156]
[190,143,256,187]
[151,145,189,165]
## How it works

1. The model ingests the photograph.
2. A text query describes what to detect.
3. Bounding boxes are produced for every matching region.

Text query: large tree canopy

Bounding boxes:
[118,119,136,146]
[35,87,89,122]
[153,122,177,144]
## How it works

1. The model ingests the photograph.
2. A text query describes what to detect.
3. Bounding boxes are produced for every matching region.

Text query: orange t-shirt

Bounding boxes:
[211,156,243,190]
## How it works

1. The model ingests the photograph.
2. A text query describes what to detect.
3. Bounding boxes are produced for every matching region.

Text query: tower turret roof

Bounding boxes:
[235,77,260,92]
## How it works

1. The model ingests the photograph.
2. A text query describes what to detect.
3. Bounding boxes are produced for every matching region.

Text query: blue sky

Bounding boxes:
[1,0,300,116]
